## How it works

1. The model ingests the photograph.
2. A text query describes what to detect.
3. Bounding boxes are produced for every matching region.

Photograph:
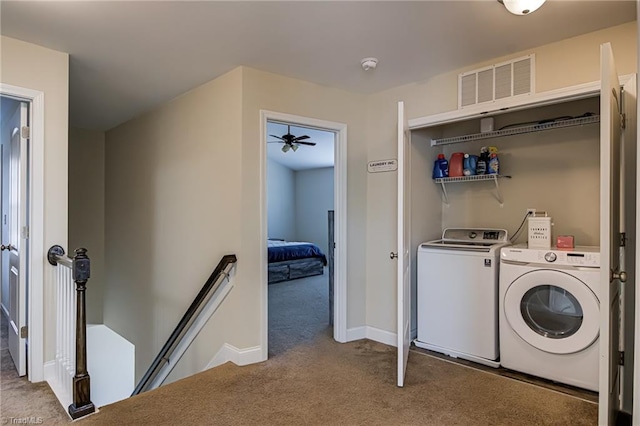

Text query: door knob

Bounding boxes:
[1,244,14,252]
[390,252,398,260]
[610,269,627,283]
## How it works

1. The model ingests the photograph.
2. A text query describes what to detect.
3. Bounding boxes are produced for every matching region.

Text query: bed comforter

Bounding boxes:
[267,240,327,265]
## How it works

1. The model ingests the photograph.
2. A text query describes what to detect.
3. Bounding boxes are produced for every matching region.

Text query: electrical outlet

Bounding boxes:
[526,208,536,216]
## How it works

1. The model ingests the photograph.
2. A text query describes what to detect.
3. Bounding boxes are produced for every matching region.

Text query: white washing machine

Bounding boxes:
[415,228,511,368]
[499,245,600,391]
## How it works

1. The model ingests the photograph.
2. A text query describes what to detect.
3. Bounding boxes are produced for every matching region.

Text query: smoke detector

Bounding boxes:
[361,57,378,71]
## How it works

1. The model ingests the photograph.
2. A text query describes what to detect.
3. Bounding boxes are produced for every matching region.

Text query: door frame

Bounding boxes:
[0,83,45,382]
[260,110,348,359]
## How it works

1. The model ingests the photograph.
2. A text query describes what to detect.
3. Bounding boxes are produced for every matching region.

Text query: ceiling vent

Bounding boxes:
[458,54,535,109]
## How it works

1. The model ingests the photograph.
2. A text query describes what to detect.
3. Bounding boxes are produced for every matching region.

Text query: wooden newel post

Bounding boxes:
[68,248,96,419]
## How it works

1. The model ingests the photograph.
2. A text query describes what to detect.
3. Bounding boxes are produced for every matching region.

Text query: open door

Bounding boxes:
[328,210,335,327]
[6,101,28,376]
[620,75,637,416]
[599,42,624,425]
[397,101,411,387]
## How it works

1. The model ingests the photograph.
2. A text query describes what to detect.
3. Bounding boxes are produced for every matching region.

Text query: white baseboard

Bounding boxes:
[346,326,366,341]
[44,360,72,417]
[204,344,264,371]
[346,326,397,347]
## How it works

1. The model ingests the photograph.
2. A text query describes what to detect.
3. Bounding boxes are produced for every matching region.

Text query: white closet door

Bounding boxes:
[599,41,624,425]
[396,101,411,387]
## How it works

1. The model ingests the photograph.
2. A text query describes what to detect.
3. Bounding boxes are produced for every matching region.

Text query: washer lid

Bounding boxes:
[504,269,599,354]
[421,228,509,252]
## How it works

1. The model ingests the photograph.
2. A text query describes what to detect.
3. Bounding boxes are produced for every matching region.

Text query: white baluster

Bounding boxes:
[67,267,73,383]
[62,267,68,389]
[71,266,76,377]
[56,266,62,385]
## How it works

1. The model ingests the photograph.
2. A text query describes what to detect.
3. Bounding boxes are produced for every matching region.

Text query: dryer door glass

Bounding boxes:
[520,285,583,339]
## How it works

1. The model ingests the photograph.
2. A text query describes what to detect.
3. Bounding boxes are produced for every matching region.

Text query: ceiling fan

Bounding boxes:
[268,125,317,152]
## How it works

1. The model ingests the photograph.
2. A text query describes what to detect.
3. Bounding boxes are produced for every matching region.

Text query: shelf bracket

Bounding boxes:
[439,180,450,206]
[434,175,509,206]
[492,175,504,207]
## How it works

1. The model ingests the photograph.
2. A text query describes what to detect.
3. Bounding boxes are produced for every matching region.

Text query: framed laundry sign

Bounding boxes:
[368,159,397,173]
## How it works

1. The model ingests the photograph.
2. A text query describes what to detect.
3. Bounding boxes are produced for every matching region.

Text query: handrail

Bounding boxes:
[132,254,238,396]
[47,245,95,419]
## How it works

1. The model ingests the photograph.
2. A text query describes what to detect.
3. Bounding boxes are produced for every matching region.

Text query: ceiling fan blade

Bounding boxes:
[267,141,285,144]
[292,135,310,141]
[269,134,285,140]
[296,141,316,146]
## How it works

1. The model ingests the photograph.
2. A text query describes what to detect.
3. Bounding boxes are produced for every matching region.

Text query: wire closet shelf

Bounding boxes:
[430,114,600,147]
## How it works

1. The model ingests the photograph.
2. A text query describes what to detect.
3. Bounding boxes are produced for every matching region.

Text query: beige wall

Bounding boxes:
[364,22,637,336]
[104,68,244,381]
[69,127,105,324]
[433,97,601,244]
[0,36,69,363]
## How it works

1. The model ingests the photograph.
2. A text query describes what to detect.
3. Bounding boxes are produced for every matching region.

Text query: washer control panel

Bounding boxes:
[501,245,600,267]
[441,228,508,243]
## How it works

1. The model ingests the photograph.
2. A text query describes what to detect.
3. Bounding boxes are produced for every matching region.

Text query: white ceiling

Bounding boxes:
[0,1,636,131]
[267,122,335,171]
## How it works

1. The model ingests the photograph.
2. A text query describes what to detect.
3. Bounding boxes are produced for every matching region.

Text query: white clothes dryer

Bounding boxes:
[499,245,600,391]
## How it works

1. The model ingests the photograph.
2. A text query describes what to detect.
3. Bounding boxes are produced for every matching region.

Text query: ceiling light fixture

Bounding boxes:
[361,57,378,71]
[281,144,291,153]
[291,144,299,152]
[498,0,545,15]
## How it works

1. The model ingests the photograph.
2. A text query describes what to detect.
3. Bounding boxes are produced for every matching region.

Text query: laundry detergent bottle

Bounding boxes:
[449,152,465,177]
[432,154,449,179]
[487,147,499,175]
[476,147,489,175]
[463,154,478,176]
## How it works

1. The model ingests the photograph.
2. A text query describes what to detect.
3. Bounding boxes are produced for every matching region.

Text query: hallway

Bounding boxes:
[1,285,598,425]
[80,320,596,425]
[0,311,69,424]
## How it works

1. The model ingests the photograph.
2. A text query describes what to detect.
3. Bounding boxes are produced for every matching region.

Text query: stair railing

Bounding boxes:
[132,254,238,396]
[47,245,95,419]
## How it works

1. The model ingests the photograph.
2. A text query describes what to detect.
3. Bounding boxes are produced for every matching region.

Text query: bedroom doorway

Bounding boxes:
[260,111,347,359]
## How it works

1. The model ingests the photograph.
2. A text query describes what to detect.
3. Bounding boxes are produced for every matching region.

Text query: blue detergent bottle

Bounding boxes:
[463,154,478,176]
[487,147,499,175]
[432,154,449,179]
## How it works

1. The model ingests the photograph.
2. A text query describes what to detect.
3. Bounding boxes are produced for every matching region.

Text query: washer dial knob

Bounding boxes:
[544,252,557,263]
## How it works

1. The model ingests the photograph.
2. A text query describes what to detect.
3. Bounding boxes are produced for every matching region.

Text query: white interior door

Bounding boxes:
[599,42,623,425]
[620,74,637,415]
[397,101,411,387]
[7,101,28,377]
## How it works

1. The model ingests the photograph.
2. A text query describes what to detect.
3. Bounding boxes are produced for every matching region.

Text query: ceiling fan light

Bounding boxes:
[282,144,291,153]
[291,144,299,152]
[502,0,545,15]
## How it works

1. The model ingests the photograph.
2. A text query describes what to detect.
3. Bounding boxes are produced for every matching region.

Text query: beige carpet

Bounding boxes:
[80,332,596,425]
[1,311,70,424]
[78,273,597,426]
[268,273,330,357]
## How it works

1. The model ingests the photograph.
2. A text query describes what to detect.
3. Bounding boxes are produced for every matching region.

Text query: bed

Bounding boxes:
[268,240,327,284]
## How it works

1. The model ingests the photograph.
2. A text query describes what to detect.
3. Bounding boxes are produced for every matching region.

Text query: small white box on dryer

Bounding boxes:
[528,215,552,249]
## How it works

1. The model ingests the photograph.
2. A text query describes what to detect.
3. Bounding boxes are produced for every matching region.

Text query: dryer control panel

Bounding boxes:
[501,245,600,267]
